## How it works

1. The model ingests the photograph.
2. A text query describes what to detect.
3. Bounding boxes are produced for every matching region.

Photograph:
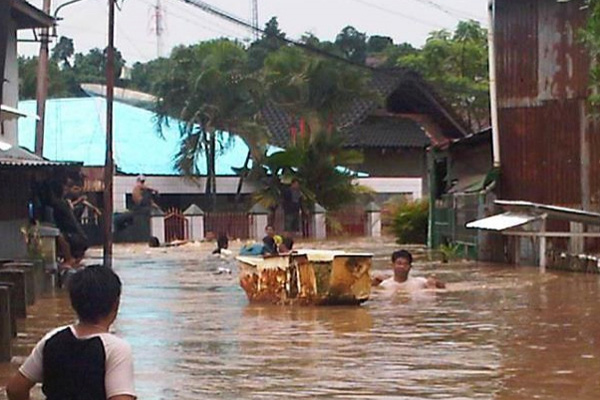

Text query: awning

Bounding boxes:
[466,212,540,231]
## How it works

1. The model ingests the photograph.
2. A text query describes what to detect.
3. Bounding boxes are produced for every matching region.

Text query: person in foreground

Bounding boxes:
[372,250,446,291]
[6,265,136,400]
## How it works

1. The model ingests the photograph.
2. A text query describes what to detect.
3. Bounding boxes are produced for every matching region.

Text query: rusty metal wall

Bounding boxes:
[495,0,593,205]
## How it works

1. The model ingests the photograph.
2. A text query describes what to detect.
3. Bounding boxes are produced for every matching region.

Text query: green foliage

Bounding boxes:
[51,36,74,68]
[439,242,461,263]
[153,39,268,209]
[335,26,368,64]
[247,17,287,71]
[252,131,363,212]
[18,56,76,100]
[581,0,600,111]
[396,20,489,131]
[392,200,429,245]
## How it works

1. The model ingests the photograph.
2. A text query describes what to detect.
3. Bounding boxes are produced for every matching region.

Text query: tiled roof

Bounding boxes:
[344,117,430,148]
[263,68,468,149]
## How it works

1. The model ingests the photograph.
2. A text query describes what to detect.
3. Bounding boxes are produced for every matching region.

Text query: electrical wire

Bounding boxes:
[347,0,445,29]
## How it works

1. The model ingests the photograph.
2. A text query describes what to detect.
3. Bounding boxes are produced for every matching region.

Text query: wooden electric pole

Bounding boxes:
[103,0,116,268]
[34,0,52,157]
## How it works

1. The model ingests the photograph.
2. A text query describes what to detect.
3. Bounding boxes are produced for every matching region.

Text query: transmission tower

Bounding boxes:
[251,0,259,41]
[151,0,165,58]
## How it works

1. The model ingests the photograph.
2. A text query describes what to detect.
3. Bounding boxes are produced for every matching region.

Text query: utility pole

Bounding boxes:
[103,0,116,268]
[35,0,52,157]
[251,0,259,41]
[0,0,9,105]
[154,0,164,58]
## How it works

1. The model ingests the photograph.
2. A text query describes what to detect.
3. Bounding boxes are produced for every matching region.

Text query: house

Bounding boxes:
[465,0,600,265]
[0,1,79,260]
[17,97,260,213]
[262,68,470,202]
[493,0,592,209]
[428,128,496,258]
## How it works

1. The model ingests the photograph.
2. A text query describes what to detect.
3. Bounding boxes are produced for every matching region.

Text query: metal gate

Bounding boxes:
[164,208,189,243]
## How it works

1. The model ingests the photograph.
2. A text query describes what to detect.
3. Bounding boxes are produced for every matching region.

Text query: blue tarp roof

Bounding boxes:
[18,97,250,175]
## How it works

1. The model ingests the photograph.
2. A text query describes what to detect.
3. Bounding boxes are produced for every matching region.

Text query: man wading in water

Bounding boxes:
[6,266,136,400]
[372,250,445,291]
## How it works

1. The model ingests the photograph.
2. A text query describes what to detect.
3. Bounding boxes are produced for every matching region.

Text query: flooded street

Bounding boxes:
[2,239,600,399]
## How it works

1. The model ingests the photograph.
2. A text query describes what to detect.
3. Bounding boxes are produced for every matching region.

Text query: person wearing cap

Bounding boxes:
[131,175,159,210]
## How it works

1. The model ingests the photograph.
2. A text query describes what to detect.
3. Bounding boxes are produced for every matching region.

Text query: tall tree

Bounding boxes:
[155,39,268,210]
[247,17,287,71]
[51,36,74,68]
[254,46,375,211]
[335,26,368,64]
[396,20,489,130]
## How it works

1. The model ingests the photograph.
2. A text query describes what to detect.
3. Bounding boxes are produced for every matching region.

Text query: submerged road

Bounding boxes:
[2,238,600,399]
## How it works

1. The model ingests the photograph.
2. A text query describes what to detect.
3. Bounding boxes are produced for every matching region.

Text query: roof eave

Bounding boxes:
[11,0,55,29]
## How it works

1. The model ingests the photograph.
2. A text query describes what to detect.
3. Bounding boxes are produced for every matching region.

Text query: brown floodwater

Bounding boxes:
[2,241,600,399]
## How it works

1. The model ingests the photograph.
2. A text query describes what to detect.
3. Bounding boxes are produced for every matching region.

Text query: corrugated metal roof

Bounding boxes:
[18,97,251,176]
[466,212,539,231]
[496,200,600,225]
[0,145,77,167]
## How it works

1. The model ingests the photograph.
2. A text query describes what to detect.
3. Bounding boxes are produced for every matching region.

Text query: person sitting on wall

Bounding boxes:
[372,250,445,291]
[131,175,159,210]
[48,176,89,270]
[65,175,102,221]
[114,175,160,233]
[262,225,278,256]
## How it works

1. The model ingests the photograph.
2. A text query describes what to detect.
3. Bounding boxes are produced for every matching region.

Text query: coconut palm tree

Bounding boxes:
[154,39,269,210]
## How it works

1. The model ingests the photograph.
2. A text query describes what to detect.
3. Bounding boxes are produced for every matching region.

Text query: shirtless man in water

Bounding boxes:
[372,250,445,290]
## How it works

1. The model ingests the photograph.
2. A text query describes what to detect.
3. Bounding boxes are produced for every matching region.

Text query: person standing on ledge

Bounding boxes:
[6,265,136,400]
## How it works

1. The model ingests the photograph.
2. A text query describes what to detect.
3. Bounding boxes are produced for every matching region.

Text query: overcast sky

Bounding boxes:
[19,0,488,65]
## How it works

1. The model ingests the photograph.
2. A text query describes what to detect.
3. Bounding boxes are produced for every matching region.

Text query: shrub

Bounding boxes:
[392,200,429,244]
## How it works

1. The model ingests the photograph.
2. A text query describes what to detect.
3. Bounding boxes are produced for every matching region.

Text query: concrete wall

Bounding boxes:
[356,177,423,200]
[0,219,28,260]
[113,175,260,212]
[1,19,18,145]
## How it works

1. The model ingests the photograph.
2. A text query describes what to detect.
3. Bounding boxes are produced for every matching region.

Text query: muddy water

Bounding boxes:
[3,243,600,399]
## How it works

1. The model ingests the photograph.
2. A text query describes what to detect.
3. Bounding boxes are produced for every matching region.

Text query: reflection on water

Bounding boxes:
[3,247,600,399]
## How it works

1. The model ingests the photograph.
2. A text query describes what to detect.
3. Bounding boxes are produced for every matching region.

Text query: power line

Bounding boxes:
[411,0,484,22]
[347,0,444,29]
[176,0,379,72]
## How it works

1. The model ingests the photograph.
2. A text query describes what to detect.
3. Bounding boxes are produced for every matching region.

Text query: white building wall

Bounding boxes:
[356,177,423,200]
[113,175,260,211]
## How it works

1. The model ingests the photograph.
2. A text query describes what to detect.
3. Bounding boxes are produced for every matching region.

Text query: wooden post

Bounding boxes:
[35,0,52,156]
[539,216,547,273]
[0,286,11,362]
[103,0,116,268]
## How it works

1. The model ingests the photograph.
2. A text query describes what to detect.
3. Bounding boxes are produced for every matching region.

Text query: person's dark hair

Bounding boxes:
[217,233,228,250]
[291,178,299,185]
[68,265,122,324]
[391,250,413,264]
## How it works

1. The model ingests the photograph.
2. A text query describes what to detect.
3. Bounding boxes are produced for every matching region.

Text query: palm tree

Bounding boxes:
[250,46,377,213]
[155,39,269,210]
